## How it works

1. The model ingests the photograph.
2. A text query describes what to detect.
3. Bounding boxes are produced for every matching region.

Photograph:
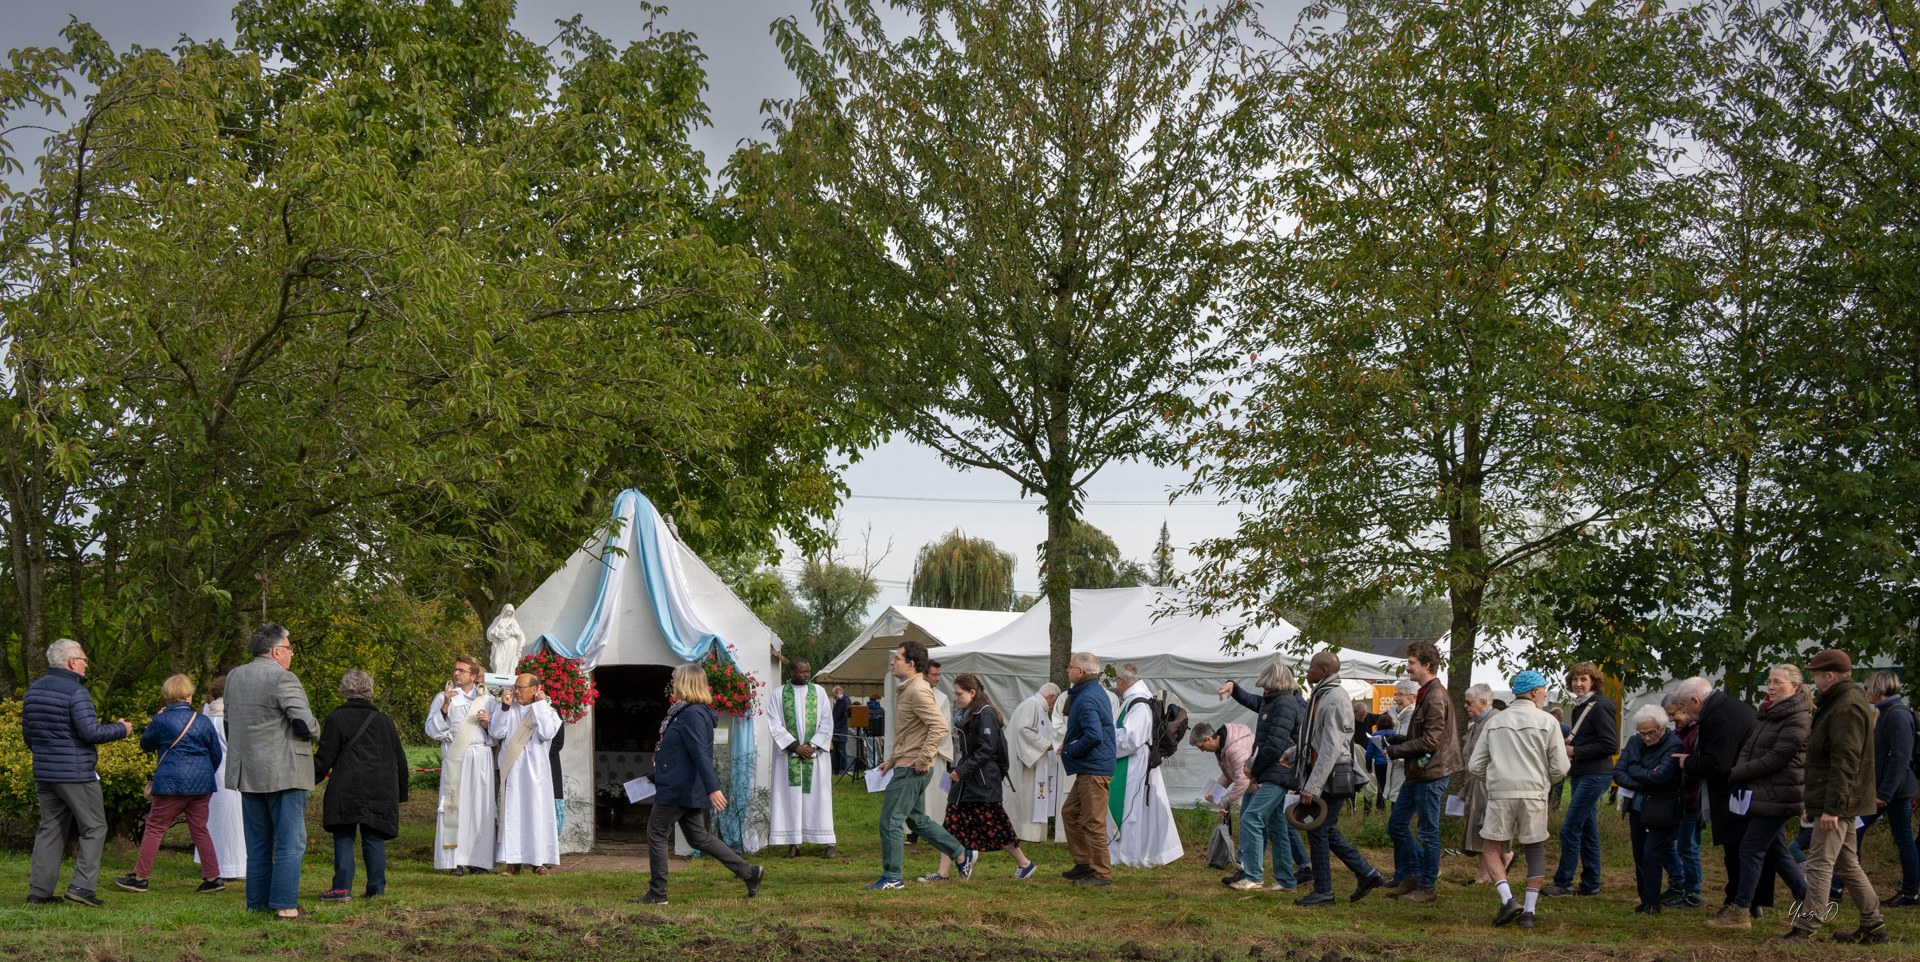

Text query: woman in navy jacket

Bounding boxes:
[118,675,225,894]
[1613,704,1684,915]
[639,663,764,905]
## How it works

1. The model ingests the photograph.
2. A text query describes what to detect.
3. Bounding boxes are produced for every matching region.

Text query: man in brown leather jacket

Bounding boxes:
[1382,639,1460,903]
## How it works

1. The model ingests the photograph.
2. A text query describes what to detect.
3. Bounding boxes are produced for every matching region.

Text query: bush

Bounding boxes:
[0,700,155,834]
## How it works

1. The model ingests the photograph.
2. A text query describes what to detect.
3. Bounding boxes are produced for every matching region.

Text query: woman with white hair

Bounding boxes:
[312,670,410,901]
[1613,704,1684,914]
[1218,658,1308,890]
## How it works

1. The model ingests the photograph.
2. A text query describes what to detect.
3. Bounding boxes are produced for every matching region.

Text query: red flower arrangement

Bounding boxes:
[516,650,599,724]
[683,647,763,717]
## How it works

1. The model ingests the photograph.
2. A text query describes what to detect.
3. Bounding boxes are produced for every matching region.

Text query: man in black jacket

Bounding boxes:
[23,639,132,907]
[1673,675,1768,915]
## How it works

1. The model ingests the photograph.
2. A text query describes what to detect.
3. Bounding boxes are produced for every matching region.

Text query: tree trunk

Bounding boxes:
[1043,479,1074,690]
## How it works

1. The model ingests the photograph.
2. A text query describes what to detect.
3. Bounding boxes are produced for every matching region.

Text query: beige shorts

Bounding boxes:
[1479,797,1550,845]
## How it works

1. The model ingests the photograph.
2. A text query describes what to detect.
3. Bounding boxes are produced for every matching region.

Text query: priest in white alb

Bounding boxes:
[1109,663,1184,868]
[488,671,561,874]
[425,655,497,875]
[921,661,956,829]
[1008,683,1061,843]
[766,657,838,857]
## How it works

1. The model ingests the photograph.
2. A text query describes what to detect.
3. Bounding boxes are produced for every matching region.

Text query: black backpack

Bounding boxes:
[1148,693,1189,770]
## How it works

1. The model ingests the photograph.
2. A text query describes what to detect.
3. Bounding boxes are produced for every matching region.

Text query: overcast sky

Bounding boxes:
[2,0,1299,611]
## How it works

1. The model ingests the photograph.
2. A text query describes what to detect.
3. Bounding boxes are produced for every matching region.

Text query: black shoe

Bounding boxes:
[63,888,102,908]
[1886,892,1920,907]
[1294,892,1336,907]
[1576,886,1602,896]
[361,889,381,899]
[1517,910,1536,929]
[1074,876,1112,887]
[450,867,466,877]
[744,865,764,898]
[113,874,148,893]
[1494,899,1524,927]
[1062,864,1093,880]
[1540,884,1574,897]
[25,895,59,905]
[1351,873,1386,903]
[195,878,225,894]
[634,892,669,905]
[1831,921,1889,945]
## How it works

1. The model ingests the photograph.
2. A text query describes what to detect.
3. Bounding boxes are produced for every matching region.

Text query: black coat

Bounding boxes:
[1729,688,1810,818]
[1693,689,1757,843]
[950,706,1006,805]
[1874,695,1919,802]
[1566,693,1621,779]
[653,702,722,809]
[314,699,409,839]
[1230,684,1306,787]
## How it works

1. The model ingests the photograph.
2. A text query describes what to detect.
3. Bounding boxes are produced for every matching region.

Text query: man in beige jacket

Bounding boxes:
[1468,670,1568,931]
[866,641,972,890]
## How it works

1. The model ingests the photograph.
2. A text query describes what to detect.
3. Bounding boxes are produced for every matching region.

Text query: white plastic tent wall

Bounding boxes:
[926,586,1406,810]
[817,605,1022,695]
[504,501,781,856]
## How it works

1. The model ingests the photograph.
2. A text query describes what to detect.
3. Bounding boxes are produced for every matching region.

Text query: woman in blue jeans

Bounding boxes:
[1218,660,1308,891]
[312,670,409,901]
[1545,663,1617,897]
[1864,671,1920,905]
[1660,693,1704,907]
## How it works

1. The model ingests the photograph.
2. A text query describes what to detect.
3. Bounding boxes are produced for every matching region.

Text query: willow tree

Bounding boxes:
[909,530,1015,611]
[1184,0,1715,705]
[732,0,1264,684]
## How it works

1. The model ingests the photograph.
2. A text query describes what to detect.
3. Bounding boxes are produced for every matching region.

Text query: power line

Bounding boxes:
[845,493,1245,507]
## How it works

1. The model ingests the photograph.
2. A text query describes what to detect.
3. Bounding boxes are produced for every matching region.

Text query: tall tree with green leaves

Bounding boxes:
[730,0,1264,685]
[910,530,1016,611]
[1184,0,1714,706]
[1150,521,1176,587]
[1053,519,1148,591]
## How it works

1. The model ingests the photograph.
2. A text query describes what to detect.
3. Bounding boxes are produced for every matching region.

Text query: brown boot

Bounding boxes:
[1402,887,1438,904]
[1386,879,1420,899]
[1704,904,1752,929]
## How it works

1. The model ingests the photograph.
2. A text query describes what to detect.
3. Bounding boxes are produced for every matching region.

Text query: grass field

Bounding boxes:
[2,768,1917,961]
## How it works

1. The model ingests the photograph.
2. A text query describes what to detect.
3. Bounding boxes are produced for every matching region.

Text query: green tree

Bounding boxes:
[731,0,1265,685]
[1184,0,1714,708]
[1053,520,1147,590]
[1150,521,1176,587]
[910,529,1016,611]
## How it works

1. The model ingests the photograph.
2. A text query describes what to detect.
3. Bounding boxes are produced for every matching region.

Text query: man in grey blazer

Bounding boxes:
[224,623,317,918]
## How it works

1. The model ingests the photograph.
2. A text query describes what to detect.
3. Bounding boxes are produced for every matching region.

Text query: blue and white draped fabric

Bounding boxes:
[535,489,757,848]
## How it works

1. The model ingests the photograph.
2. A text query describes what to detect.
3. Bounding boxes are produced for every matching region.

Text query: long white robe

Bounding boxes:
[197,699,245,878]
[1007,693,1057,842]
[489,698,561,867]
[426,686,497,870]
[766,682,836,845]
[1108,686,1183,868]
[923,688,955,824]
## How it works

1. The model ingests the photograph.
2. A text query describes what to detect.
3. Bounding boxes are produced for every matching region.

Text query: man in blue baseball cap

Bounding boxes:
[1466,670,1569,930]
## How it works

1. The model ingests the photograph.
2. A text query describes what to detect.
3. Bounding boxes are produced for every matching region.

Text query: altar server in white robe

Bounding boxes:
[198,679,245,879]
[1008,683,1062,843]
[919,661,957,830]
[766,658,838,857]
[1108,664,1183,868]
[425,655,497,874]
[488,671,561,874]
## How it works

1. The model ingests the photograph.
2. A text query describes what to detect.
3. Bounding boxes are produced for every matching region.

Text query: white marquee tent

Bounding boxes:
[495,490,780,855]
[924,586,1404,809]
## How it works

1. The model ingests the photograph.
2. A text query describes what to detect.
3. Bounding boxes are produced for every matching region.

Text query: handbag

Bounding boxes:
[1639,790,1683,828]
[144,710,200,801]
[1206,810,1238,869]
[1327,753,1372,798]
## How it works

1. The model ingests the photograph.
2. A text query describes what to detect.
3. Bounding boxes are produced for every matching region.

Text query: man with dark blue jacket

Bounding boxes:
[1059,651,1116,886]
[23,639,132,907]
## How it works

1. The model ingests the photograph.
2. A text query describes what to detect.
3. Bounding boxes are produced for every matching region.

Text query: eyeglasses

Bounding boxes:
[453,667,474,675]
[513,682,537,690]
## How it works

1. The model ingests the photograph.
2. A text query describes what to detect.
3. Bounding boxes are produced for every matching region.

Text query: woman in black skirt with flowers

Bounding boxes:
[918,674,1037,882]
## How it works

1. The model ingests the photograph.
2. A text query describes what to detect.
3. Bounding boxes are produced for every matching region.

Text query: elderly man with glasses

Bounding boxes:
[23,639,133,907]
[225,623,318,919]
[488,671,561,876]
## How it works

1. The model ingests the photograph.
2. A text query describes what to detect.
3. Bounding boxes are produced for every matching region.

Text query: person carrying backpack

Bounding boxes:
[919,675,1039,882]
[1111,664,1184,868]
[1219,658,1308,891]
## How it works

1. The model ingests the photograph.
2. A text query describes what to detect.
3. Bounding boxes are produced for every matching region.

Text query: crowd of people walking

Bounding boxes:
[15,626,1917,946]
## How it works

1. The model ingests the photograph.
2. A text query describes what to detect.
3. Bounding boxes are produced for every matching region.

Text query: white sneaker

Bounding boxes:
[1228,878,1262,891]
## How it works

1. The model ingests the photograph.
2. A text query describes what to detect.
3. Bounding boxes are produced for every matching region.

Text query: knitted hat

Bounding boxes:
[1510,670,1548,695]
